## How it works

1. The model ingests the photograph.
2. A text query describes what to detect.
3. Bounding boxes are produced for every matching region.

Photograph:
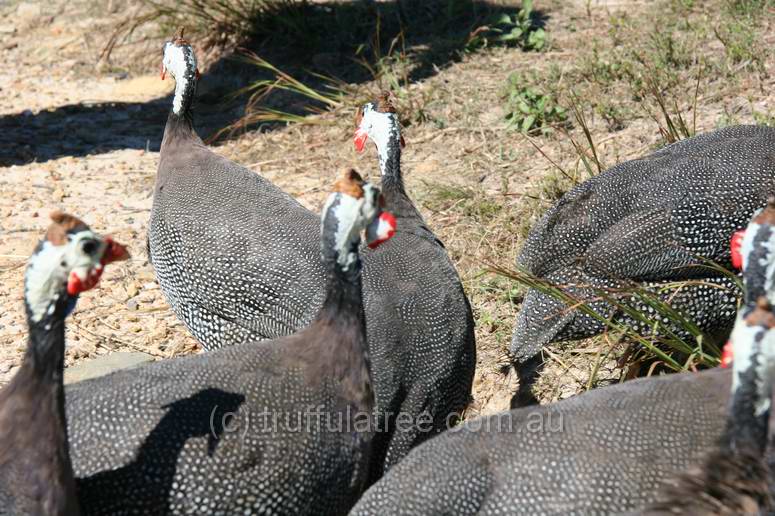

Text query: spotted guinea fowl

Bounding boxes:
[638,298,775,515]
[349,200,775,516]
[67,171,396,515]
[512,125,775,407]
[0,213,128,516]
[149,29,325,348]
[353,92,476,479]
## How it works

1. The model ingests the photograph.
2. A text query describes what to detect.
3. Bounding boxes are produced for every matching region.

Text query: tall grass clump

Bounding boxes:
[102,0,304,61]
[493,264,739,375]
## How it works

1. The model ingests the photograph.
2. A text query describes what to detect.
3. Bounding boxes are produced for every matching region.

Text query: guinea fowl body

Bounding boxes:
[151,113,324,345]
[69,323,372,515]
[513,125,775,405]
[349,367,733,515]
[69,172,391,515]
[0,215,128,516]
[354,96,476,478]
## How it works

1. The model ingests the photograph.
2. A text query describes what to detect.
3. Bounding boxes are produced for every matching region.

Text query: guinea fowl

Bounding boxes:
[67,171,396,515]
[0,212,128,516]
[512,125,775,407]
[149,29,324,348]
[349,200,775,516]
[353,92,476,478]
[639,298,775,515]
[152,30,476,485]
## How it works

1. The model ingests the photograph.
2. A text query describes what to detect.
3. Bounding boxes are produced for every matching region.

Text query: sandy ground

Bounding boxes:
[2,0,774,417]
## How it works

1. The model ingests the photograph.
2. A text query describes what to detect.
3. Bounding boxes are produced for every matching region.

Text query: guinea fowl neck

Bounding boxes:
[22,302,68,388]
[162,74,198,148]
[315,241,372,408]
[378,138,421,220]
[724,345,770,455]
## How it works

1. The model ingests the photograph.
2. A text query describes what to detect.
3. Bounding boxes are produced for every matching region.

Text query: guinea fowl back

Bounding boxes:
[349,368,732,515]
[511,124,775,406]
[151,136,325,344]
[520,125,775,278]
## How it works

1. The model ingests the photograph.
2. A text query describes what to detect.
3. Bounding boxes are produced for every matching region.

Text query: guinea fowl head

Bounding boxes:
[24,211,129,324]
[321,169,396,270]
[160,28,199,115]
[353,91,405,158]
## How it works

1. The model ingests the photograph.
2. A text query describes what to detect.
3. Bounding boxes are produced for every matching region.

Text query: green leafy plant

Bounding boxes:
[467,0,546,52]
[503,74,567,134]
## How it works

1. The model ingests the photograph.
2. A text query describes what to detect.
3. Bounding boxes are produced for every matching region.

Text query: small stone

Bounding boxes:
[64,352,155,384]
[15,3,42,29]
[126,283,139,298]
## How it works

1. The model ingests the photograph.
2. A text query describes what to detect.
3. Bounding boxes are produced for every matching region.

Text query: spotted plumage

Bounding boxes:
[69,172,392,515]
[353,93,476,480]
[150,34,474,487]
[639,225,775,514]
[349,367,733,515]
[512,125,775,406]
[351,194,775,516]
[0,214,127,516]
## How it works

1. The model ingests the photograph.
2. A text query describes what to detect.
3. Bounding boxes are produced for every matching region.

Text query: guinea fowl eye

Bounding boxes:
[81,239,98,255]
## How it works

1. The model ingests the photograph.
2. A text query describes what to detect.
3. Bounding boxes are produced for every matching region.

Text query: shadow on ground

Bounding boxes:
[0,0,547,166]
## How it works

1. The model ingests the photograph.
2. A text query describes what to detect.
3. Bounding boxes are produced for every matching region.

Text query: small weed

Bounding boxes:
[421,183,504,224]
[466,0,546,52]
[714,18,767,74]
[503,73,567,135]
[725,0,775,16]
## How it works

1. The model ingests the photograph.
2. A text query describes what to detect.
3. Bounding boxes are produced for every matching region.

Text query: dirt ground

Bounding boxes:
[1,0,774,417]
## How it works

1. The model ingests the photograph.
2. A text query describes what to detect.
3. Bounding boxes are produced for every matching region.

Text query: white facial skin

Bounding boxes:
[729,315,775,417]
[357,104,401,174]
[24,230,106,323]
[740,216,775,304]
[322,184,383,270]
[162,41,198,115]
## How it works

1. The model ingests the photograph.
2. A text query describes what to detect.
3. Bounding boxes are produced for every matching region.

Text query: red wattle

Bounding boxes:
[368,211,397,249]
[720,340,733,368]
[730,230,745,270]
[354,130,368,153]
[67,272,83,296]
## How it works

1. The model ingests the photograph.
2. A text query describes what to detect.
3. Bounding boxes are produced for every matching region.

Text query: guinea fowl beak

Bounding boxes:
[367,211,397,249]
[354,129,368,153]
[66,237,129,296]
[161,63,166,81]
[731,229,745,270]
[103,237,130,264]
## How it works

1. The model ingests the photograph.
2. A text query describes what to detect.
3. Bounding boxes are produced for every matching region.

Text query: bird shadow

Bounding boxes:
[0,0,548,166]
[75,388,245,514]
